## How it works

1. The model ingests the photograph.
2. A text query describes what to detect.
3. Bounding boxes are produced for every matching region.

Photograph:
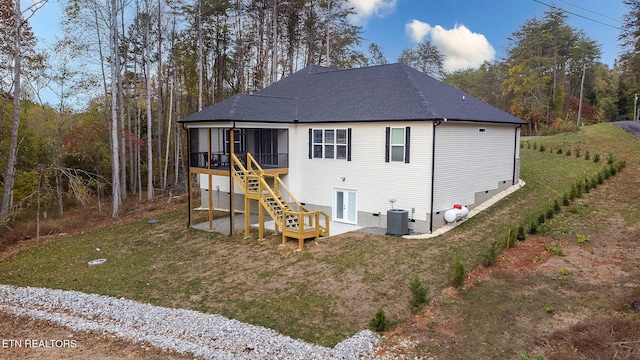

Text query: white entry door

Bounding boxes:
[334,189,357,224]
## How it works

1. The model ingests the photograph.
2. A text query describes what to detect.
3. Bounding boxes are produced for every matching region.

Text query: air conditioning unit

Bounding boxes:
[386,209,409,235]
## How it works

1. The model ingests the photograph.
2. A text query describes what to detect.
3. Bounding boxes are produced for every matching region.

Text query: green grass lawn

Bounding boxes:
[0,123,637,352]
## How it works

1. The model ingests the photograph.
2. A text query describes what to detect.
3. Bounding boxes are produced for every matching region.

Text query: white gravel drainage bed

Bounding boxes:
[0,284,378,359]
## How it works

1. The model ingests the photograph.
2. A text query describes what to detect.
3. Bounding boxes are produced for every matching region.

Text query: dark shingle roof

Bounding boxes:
[180,63,526,125]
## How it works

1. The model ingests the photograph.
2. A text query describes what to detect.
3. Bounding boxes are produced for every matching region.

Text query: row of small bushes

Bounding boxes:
[522,141,615,164]
[480,150,626,269]
[370,147,627,333]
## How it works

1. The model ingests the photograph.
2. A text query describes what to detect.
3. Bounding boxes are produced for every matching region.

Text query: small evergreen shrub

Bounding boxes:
[610,164,618,175]
[597,172,604,184]
[575,149,581,158]
[562,193,570,206]
[539,144,546,152]
[556,148,563,155]
[565,149,571,156]
[481,241,501,266]
[409,277,430,308]
[533,142,537,150]
[553,200,561,213]
[607,153,614,164]
[537,213,546,225]
[545,207,554,220]
[451,258,466,288]
[517,224,526,241]
[528,222,538,235]
[584,150,590,160]
[369,309,390,332]
[593,153,600,163]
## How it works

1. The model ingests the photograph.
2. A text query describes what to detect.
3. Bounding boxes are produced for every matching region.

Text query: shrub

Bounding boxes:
[584,150,590,160]
[556,148,563,155]
[583,178,590,193]
[545,207,554,220]
[517,224,526,241]
[565,149,571,156]
[528,222,538,235]
[603,167,611,179]
[533,142,537,150]
[593,153,600,163]
[539,144,546,152]
[553,200,561,213]
[451,258,466,288]
[369,309,390,332]
[597,172,604,184]
[409,277,430,308]
[610,164,618,176]
[537,213,546,225]
[607,153,614,164]
[562,193,570,206]
[569,184,578,200]
[575,149,581,158]
[481,241,501,266]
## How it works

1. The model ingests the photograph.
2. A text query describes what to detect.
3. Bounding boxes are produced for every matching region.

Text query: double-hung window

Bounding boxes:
[385,126,411,163]
[310,128,351,160]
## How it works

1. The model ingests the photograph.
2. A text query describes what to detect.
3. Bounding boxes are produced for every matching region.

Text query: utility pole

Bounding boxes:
[576,64,585,127]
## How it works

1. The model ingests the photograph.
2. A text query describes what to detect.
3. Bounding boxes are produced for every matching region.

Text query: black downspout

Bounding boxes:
[512,125,522,185]
[183,123,191,229]
[429,120,442,234]
[229,122,236,236]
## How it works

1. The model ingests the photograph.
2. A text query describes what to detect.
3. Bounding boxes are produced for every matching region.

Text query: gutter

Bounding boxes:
[512,124,522,185]
[429,119,443,234]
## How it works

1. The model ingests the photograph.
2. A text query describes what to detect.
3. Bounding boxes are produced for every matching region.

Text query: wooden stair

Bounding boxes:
[231,153,330,250]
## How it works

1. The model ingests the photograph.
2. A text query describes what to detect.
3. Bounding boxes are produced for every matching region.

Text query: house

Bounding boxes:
[178,63,527,248]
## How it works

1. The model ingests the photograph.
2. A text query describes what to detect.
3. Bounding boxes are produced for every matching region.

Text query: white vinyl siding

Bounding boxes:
[432,122,515,212]
[290,122,432,221]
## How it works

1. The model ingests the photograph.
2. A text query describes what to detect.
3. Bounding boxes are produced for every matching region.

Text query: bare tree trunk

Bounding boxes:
[197,0,203,111]
[0,0,22,220]
[145,0,153,201]
[271,0,278,83]
[118,0,127,200]
[110,0,121,218]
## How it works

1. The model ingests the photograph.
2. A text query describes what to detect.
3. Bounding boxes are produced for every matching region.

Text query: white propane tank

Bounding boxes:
[444,204,469,223]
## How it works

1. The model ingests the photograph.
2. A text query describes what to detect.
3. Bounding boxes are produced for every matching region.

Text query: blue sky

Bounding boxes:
[30,0,626,74]
[353,0,626,70]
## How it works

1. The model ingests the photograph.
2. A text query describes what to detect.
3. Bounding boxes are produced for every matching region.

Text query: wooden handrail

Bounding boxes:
[230,152,331,246]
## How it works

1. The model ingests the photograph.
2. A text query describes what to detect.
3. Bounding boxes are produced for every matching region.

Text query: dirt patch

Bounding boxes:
[0,311,192,360]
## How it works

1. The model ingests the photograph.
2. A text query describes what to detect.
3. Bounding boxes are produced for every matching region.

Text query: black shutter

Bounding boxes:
[347,128,352,161]
[405,126,411,163]
[308,128,312,159]
[385,127,390,162]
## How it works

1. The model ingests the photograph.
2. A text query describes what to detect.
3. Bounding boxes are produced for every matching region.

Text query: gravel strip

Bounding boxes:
[0,284,378,359]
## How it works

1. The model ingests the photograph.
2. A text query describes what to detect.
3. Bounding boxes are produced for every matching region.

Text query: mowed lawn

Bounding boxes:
[0,123,635,350]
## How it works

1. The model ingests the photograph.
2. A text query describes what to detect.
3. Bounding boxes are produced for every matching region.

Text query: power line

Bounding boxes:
[556,0,621,23]
[532,0,623,30]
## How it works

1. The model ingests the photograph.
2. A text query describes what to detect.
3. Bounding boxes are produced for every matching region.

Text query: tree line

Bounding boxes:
[1,1,640,225]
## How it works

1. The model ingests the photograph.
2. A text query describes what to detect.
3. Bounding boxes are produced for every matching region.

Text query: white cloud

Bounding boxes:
[405,20,496,73]
[348,0,397,24]
[405,19,432,43]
